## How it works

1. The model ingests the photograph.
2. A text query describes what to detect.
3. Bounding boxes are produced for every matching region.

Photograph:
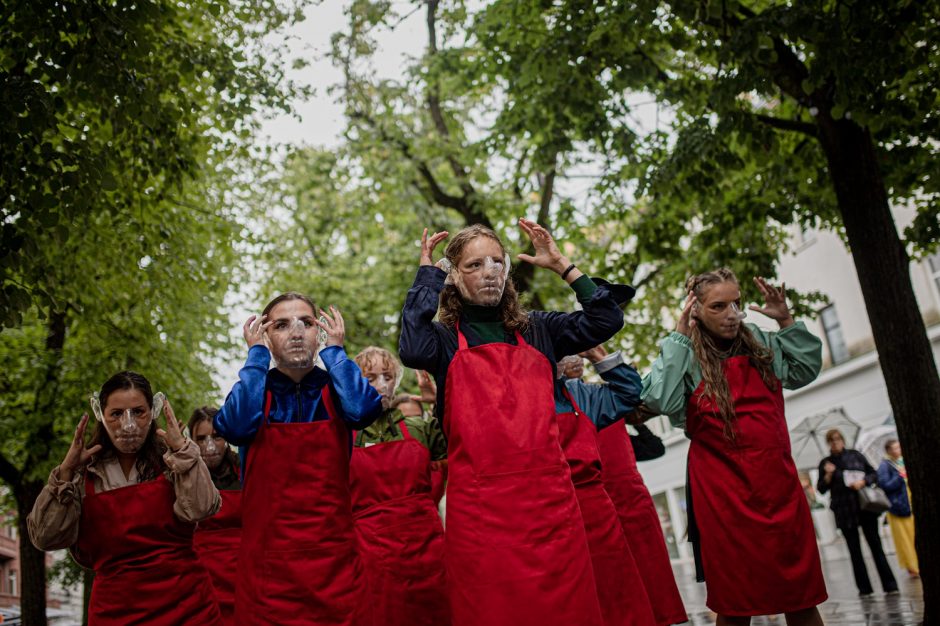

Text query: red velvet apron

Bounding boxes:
[349,420,449,626]
[429,458,448,504]
[686,355,827,616]
[236,386,370,626]
[443,326,603,626]
[74,473,223,625]
[596,424,687,626]
[194,488,242,625]
[558,389,656,626]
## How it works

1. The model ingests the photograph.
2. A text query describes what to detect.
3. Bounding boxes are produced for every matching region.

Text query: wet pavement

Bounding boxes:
[671,541,924,625]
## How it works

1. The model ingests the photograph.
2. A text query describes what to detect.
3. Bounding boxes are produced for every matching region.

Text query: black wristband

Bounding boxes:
[561,263,577,280]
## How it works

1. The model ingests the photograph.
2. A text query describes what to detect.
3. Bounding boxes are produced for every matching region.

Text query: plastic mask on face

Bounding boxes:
[443,253,511,306]
[270,315,319,369]
[730,302,747,321]
[91,391,164,454]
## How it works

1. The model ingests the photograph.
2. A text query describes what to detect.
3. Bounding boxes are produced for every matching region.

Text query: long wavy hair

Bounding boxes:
[687,268,777,440]
[88,371,165,482]
[438,224,529,333]
[187,406,239,475]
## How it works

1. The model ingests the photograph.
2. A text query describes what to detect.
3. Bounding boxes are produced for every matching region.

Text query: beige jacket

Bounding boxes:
[27,439,220,552]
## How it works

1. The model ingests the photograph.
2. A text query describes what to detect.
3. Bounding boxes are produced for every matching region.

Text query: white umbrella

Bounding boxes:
[855,424,898,468]
[789,407,861,471]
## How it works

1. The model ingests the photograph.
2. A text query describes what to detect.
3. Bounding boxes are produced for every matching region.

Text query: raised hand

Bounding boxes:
[516,219,574,276]
[578,345,609,363]
[676,292,698,337]
[59,414,104,482]
[749,276,794,327]
[420,228,450,267]
[316,306,345,347]
[243,314,271,348]
[156,398,186,453]
[410,369,438,403]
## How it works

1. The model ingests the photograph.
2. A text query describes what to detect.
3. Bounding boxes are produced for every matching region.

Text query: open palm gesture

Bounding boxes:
[749,277,794,327]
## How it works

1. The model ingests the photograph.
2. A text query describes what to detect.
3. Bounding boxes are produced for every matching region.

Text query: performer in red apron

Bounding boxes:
[445,327,603,626]
[642,270,826,624]
[400,223,627,626]
[236,386,370,626]
[557,387,656,626]
[349,346,448,626]
[214,293,383,626]
[76,475,223,625]
[27,371,222,626]
[350,422,448,626]
[190,406,243,625]
[596,423,688,626]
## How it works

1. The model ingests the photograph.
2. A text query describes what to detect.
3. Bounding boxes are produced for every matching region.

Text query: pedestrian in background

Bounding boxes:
[817,428,899,596]
[877,439,919,578]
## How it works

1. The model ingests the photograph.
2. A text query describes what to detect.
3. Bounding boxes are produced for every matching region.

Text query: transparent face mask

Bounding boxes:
[364,365,402,409]
[197,431,227,469]
[91,391,163,454]
[270,316,319,369]
[444,253,511,306]
[730,302,747,320]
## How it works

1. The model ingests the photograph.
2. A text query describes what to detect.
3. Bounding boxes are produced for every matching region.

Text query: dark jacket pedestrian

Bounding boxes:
[817,429,898,596]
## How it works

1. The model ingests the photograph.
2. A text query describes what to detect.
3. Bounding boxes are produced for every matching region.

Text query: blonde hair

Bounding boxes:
[438,224,529,333]
[354,346,403,382]
[687,268,777,440]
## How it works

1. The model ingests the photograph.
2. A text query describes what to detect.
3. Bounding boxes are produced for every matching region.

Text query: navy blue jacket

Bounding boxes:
[876,459,911,517]
[399,266,625,419]
[214,345,383,480]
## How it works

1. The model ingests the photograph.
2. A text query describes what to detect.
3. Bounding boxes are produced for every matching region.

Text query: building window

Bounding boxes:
[928,252,940,302]
[820,305,850,365]
[8,570,15,596]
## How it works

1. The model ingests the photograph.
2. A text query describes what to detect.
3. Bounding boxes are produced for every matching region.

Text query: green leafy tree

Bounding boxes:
[472,0,940,617]
[0,1,303,623]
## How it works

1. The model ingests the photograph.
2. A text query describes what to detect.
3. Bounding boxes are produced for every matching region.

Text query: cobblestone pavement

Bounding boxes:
[671,542,924,625]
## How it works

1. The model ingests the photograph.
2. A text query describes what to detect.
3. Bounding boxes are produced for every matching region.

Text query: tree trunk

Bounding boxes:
[15,480,47,626]
[817,115,940,622]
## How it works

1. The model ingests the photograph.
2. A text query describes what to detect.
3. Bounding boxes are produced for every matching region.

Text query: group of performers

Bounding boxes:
[27,219,828,626]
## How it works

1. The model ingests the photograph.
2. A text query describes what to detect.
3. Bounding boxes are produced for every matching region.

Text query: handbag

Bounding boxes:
[858,485,891,514]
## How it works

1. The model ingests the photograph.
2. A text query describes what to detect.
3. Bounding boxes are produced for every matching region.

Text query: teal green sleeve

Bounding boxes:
[748,322,823,389]
[571,275,598,303]
[641,332,696,429]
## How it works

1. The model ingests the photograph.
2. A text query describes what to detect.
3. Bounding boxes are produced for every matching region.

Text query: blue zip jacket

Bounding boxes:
[554,351,642,430]
[876,459,912,517]
[214,344,383,481]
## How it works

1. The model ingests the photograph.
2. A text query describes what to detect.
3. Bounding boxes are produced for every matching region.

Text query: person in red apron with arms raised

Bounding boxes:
[349,346,449,626]
[642,270,827,626]
[561,352,688,626]
[214,292,383,626]
[190,406,243,625]
[399,220,626,626]
[28,371,223,625]
[553,345,657,626]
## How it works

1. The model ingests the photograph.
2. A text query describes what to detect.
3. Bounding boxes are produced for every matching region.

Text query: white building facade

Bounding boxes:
[635,209,940,560]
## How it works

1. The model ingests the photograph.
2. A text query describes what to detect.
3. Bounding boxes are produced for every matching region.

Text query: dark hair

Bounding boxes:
[262,292,317,318]
[438,224,529,332]
[188,406,239,474]
[88,371,164,482]
[884,438,899,452]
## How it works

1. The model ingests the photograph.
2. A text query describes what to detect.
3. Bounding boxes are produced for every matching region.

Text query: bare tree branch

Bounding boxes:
[752,112,817,137]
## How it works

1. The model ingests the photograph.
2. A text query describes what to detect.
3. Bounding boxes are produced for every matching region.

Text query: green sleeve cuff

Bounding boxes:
[665,331,693,348]
[570,274,597,302]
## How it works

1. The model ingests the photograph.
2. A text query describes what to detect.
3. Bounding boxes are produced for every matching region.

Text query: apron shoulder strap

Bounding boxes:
[398,420,413,440]
[83,471,96,497]
[320,384,339,420]
[455,321,469,351]
[560,384,585,417]
[263,389,273,421]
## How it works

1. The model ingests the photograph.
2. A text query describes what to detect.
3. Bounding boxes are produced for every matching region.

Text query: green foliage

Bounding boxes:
[0,0,304,327]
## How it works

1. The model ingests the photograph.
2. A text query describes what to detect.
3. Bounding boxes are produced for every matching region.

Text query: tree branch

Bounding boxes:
[0,450,22,486]
[752,112,817,137]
